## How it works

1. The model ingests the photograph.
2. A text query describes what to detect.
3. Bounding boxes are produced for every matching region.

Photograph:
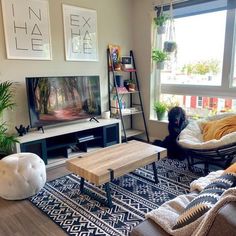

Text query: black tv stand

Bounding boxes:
[16,120,120,165]
[89,117,99,123]
[37,126,44,133]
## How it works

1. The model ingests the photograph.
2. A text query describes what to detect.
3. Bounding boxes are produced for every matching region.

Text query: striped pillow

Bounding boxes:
[172,173,236,230]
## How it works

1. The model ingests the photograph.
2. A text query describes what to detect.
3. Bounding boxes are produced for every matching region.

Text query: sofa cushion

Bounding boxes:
[172,173,236,230]
[178,113,236,150]
[224,162,236,174]
[201,115,236,141]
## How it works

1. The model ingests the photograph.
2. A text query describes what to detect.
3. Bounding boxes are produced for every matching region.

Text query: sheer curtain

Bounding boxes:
[150,11,161,119]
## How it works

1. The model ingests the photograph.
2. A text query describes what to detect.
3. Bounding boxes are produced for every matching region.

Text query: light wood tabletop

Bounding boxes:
[66,140,167,185]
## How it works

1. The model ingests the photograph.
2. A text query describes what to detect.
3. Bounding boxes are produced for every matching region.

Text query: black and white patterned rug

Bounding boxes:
[29,159,204,236]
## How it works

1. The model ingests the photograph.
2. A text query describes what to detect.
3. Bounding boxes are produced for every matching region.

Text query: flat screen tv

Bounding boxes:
[26,76,101,128]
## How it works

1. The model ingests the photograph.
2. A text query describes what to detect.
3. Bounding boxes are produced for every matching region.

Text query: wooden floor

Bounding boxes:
[0,165,71,236]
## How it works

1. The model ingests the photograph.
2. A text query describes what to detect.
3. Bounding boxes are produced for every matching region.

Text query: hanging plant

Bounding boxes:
[154,3,169,35]
[152,49,169,70]
[164,41,177,53]
[154,14,169,34]
[163,0,177,54]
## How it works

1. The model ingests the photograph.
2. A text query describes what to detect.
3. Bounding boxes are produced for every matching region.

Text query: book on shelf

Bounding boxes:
[111,87,129,94]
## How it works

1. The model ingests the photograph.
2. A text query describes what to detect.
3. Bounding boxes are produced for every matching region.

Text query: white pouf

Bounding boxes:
[0,153,46,200]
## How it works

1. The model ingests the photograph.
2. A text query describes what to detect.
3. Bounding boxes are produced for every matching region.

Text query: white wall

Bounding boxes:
[0,0,133,131]
[0,0,168,140]
[132,0,168,140]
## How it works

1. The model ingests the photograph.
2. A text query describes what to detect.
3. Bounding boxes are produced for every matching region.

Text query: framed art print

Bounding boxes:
[63,4,98,61]
[1,0,52,60]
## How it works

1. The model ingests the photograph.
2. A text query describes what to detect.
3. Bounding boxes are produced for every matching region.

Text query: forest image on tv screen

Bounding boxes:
[27,76,101,127]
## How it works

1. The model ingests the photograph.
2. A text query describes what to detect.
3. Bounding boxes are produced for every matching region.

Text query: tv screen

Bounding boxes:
[26,76,101,127]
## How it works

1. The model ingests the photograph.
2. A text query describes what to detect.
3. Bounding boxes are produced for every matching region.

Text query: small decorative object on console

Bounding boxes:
[15,124,30,136]
[102,111,111,119]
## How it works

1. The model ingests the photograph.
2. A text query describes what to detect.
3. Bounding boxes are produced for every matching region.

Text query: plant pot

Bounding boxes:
[157,26,166,34]
[128,83,136,92]
[156,112,165,121]
[164,41,177,53]
[156,61,165,70]
[114,63,121,71]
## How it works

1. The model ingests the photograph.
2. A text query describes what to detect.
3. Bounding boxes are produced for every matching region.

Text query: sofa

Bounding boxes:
[130,202,236,236]
[130,169,236,236]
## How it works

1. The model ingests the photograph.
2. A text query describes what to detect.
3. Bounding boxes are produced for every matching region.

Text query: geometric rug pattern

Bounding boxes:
[29,159,204,236]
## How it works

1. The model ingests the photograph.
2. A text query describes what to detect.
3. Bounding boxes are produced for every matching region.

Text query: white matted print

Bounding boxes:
[63,4,98,61]
[1,0,52,60]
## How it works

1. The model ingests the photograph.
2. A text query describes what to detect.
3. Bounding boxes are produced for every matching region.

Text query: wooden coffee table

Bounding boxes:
[66,140,167,207]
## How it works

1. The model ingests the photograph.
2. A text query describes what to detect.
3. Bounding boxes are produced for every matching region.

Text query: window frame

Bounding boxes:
[152,1,236,120]
[161,8,236,97]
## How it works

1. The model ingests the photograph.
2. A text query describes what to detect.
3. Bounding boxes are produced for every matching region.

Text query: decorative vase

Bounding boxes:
[128,83,136,92]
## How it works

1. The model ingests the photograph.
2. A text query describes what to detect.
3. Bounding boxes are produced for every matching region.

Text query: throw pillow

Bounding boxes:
[172,173,236,230]
[201,115,236,141]
[224,162,236,174]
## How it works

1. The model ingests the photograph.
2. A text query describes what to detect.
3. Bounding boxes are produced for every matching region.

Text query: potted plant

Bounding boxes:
[152,49,169,70]
[153,101,168,120]
[154,13,169,34]
[127,78,136,92]
[164,41,177,53]
[0,81,18,158]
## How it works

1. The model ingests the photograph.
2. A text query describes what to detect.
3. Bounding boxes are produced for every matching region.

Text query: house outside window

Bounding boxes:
[197,97,203,108]
[152,0,236,119]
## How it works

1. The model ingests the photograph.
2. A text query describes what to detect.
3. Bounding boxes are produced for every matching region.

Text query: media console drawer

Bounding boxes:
[17,119,120,165]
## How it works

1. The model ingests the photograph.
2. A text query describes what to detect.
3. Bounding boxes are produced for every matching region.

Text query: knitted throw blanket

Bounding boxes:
[146,174,236,236]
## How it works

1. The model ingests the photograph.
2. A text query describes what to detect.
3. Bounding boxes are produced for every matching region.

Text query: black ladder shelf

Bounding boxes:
[107,49,149,143]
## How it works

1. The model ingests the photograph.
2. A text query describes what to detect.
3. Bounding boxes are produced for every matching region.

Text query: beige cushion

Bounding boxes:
[224,163,236,174]
[201,115,236,141]
[0,153,46,200]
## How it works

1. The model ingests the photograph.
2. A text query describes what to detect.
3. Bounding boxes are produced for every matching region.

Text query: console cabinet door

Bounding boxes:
[103,124,119,147]
[20,140,47,164]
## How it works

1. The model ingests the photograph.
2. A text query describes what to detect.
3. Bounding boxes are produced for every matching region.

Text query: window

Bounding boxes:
[197,97,203,108]
[161,11,226,86]
[152,0,236,119]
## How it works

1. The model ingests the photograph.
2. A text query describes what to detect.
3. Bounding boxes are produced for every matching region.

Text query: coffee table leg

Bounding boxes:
[104,183,113,208]
[152,162,159,184]
[80,177,85,193]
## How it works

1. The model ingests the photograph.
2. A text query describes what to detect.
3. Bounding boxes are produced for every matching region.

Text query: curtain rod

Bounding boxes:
[153,0,188,9]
